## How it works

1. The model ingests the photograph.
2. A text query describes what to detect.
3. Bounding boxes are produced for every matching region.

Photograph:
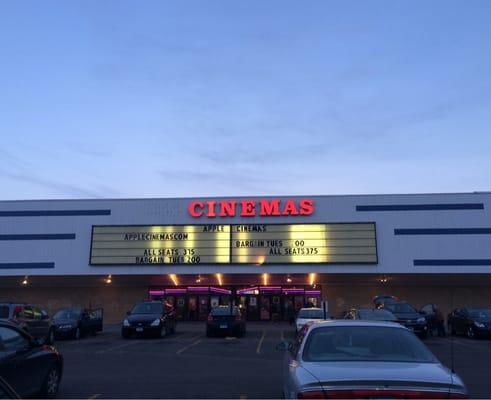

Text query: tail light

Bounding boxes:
[207,315,213,321]
[298,389,467,399]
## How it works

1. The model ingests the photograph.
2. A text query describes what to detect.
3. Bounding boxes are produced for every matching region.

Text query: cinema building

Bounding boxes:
[1,193,490,323]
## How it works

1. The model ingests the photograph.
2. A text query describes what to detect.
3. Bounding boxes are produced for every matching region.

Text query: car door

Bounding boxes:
[19,306,39,338]
[37,307,50,340]
[0,326,42,397]
[453,309,467,334]
[89,308,104,333]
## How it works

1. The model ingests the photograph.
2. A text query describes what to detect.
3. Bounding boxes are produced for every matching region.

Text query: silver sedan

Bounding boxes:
[278,320,467,399]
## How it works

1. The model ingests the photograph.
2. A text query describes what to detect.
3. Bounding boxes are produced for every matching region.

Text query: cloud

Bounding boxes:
[0,169,119,198]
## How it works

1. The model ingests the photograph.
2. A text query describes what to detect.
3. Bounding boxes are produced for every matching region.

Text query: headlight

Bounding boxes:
[474,321,485,328]
[417,317,426,324]
[57,324,72,329]
[150,318,161,327]
[123,319,130,327]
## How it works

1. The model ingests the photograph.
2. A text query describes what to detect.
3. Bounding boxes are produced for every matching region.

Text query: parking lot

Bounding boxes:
[54,322,491,399]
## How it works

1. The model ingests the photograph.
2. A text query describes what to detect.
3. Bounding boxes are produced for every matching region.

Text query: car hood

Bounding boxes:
[301,361,464,389]
[474,318,491,324]
[53,318,77,326]
[127,314,160,323]
[297,317,323,324]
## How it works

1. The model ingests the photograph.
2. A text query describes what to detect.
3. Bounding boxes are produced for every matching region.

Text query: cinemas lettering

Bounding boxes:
[188,199,314,218]
[90,223,377,265]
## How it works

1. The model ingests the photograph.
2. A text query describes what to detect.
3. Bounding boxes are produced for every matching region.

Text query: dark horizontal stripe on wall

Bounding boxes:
[0,210,111,217]
[0,262,55,269]
[395,228,491,235]
[0,234,76,240]
[414,259,491,266]
[357,203,484,212]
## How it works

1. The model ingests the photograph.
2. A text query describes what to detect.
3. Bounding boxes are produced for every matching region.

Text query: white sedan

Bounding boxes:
[295,308,326,333]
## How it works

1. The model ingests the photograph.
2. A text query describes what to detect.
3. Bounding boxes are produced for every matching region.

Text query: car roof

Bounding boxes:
[308,319,405,329]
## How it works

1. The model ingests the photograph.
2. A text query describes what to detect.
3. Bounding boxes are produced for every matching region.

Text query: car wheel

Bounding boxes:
[41,366,61,399]
[466,326,475,339]
[46,328,55,345]
[74,327,81,340]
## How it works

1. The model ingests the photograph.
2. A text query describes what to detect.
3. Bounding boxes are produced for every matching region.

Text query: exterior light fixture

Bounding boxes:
[105,275,112,284]
[196,275,202,283]
[309,273,316,286]
[169,274,178,286]
[286,276,292,283]
[216,273,223,286]
[380,276,389,284]
[21,276,28,286]
[262,273,268,286]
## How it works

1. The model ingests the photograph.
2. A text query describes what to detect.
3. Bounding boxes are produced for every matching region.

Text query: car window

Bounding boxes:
[303,326,436,363]
[0,306,9,319]
[468,309,491,319]
[131,303,163,314]
[32,307,43,320]
[21,306,34,319]
[0,327,29,356]
[383,303,417,313]
[421,304,433,314]
[358,309,396,320]
[211,306,240,316]
[297,309,324,319]
[54,309,81,319]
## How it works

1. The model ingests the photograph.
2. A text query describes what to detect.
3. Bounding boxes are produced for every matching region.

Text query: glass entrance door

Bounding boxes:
[260,296,271,320]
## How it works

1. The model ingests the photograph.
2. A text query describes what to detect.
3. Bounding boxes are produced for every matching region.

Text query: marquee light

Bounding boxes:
[216,273,223,286]
[309,273,316,286]
[169,274,179,286]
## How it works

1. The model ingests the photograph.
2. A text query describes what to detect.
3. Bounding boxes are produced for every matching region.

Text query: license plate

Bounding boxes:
[220,324,227,329]
[136,327,143,332]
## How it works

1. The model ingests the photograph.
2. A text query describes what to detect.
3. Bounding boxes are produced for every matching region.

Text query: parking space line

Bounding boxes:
[176,339,202,355]
[256,331,266,354]
[95,340,141,354]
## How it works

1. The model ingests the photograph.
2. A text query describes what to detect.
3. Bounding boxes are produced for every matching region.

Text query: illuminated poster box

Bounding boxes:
[90,223,377,265]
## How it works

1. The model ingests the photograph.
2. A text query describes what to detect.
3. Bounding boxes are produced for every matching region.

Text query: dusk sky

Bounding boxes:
[1,1,490,200]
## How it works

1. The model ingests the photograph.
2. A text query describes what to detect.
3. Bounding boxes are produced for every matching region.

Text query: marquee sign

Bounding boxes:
[90,223,377,265]
[188,198,314,218]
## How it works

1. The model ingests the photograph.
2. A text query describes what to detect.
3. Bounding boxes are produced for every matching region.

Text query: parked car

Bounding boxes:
[0,321,63,398]
[295,308,326,333]
[206,305,246,337]
[377,301,429,338]
[343,308,398,322]
[121,301,176,338]
[52,307,103,340]
[420,303,446,337]
[0,376,19,399]
[277,320,467,399]
[372,294,399,307]
[0,302,55,345]
[447,308,491,338]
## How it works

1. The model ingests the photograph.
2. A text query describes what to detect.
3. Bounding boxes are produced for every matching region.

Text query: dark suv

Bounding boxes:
[376,300,429,338]
[0,302,55,345]
[122,301,176,338]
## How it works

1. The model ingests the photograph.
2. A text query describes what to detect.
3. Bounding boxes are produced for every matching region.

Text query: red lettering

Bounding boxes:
[282,199,299,215]
[299,199,314,215]
[188,201,204,218]
[259,199,281,216]
[219,201,237,217]
[240,200,256,217]
[206,201,217,217]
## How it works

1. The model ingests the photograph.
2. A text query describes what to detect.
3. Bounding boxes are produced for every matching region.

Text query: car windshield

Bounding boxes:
[54,309,81,319]
[303,326,436,363]
[384,303,417,314]
[211,306,239,316]
[298,309,324,319]
[131,303,163,314]
[468,309,491,318]
[358,309,396,320]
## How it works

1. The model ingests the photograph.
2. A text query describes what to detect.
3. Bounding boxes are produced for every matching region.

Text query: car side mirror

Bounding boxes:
[275,341,292,351]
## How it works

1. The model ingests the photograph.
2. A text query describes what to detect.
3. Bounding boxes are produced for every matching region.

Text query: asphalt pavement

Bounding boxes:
[54,322,491,399]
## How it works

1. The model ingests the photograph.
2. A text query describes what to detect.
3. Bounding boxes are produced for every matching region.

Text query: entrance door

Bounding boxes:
[260,296,271,321]
[247,296,259,321]
[188,296,198,320]
[198,296,209,320]
[175,297,185,320]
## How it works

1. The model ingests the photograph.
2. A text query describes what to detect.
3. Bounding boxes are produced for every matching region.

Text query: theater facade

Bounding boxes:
[1,193,490,323]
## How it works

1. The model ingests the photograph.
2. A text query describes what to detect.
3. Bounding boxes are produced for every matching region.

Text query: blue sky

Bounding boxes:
[1,1,490,199]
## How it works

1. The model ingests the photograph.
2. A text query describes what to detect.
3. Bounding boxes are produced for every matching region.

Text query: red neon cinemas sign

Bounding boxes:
[188,199,314,218]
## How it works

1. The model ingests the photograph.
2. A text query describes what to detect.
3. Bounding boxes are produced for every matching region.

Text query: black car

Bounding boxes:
[122,301,176,338]
[0,302,55,345]
[52,307,103,340]
[206,306,246,337]
[447,308,491,338]
[343,308,398,322]
[378,301,429,338]
[0,376,19,399]
[0,321,63,398]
